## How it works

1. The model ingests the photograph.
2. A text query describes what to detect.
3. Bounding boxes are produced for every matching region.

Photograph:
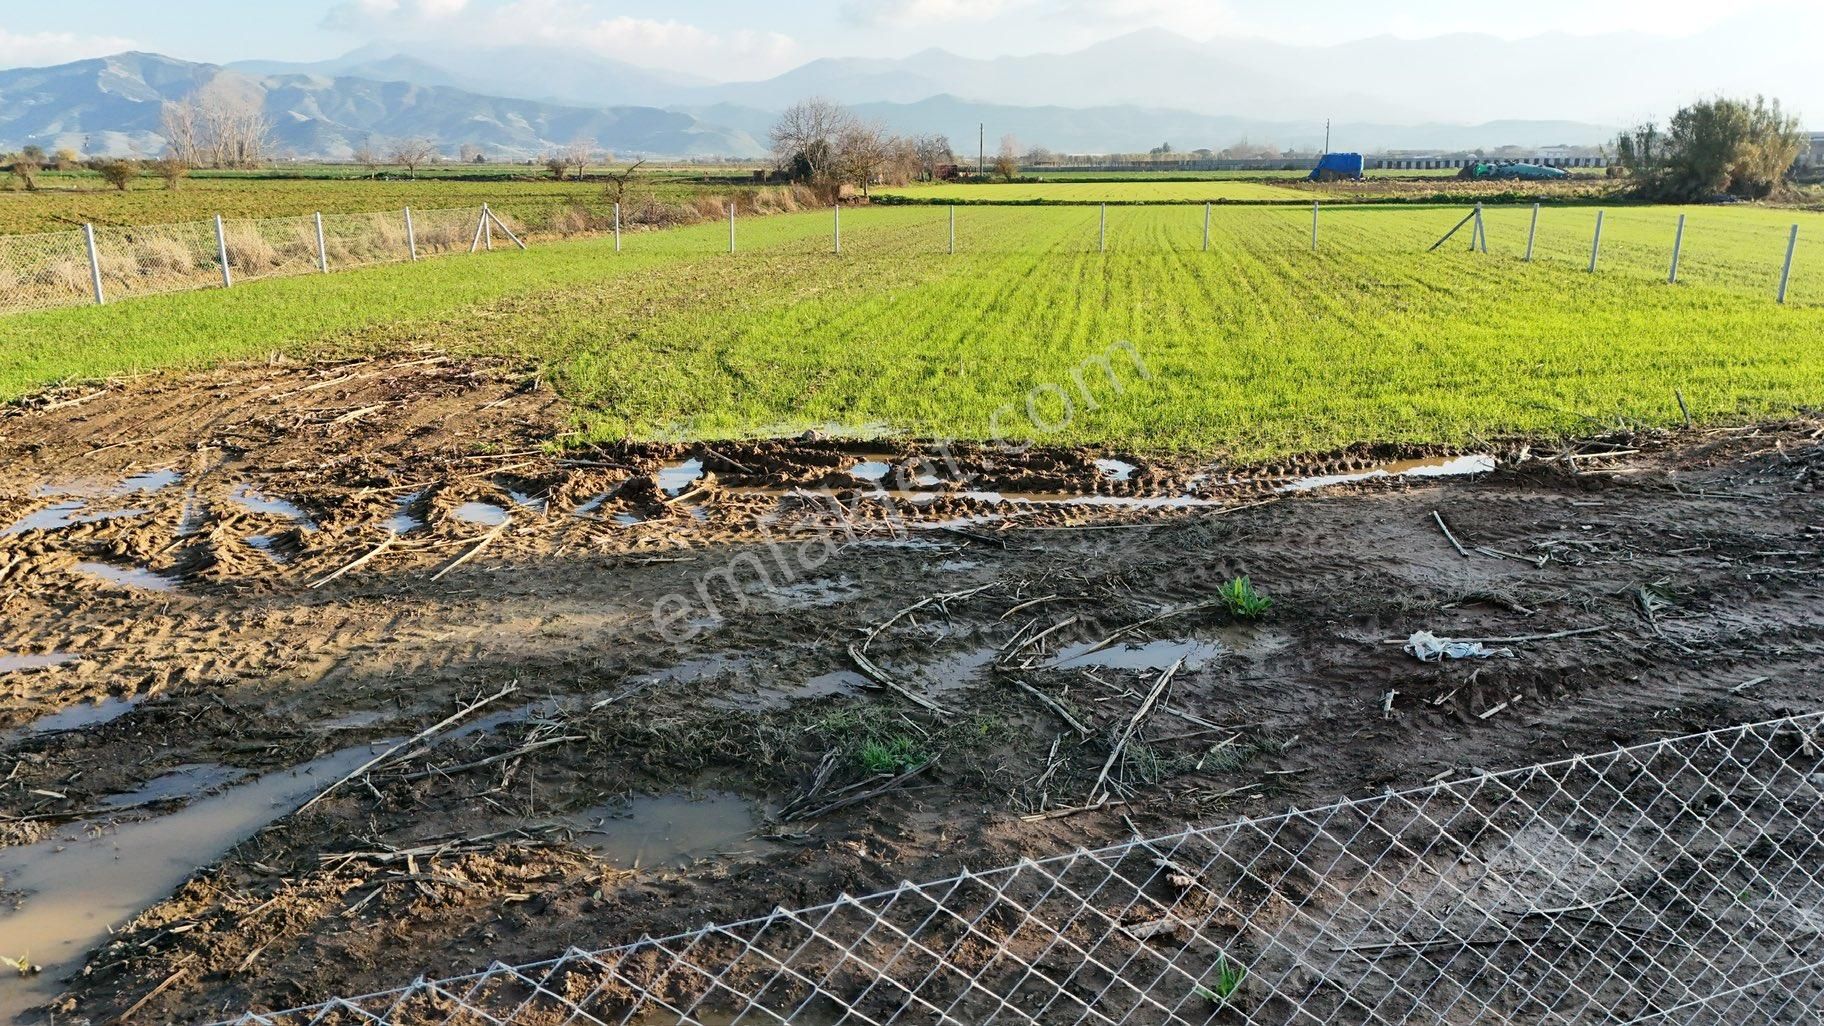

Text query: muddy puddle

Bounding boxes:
[229,484,317,530]
[0,653,77,675]
[1279,454,1496,493]
[3,502,150,537]
[75,562,177,593]
[100,764,245,808]
[563,792,770,870]
[1051,638,1226,672]
[7,695,142,737]
[0,740,397,1020]
[658,459,706,496]
[452,501,509,527]
[389,492,426,535]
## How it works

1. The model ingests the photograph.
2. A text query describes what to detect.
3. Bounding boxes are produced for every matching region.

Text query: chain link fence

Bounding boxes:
[217,712,1824,1026]
[0,206,492,314]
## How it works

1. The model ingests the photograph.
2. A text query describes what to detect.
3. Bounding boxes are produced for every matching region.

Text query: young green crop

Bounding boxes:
[5,203,1822,461]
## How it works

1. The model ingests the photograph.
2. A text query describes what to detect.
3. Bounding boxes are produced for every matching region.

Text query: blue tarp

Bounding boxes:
[1309,153,1365,180]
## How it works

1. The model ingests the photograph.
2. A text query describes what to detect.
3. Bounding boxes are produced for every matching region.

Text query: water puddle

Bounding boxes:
[710,670,868,713]
[851,461,892,483]
[451,501,509,527]
[10,695,143,736]
[564,793,767,870]
[658,458,705,496]
[115,469,182,494]
[1051,638,1226,672]
[3,502,150,537]
[244,535,293,564]
[766,576,861,609]
[100,764,245,809]
[0,652,77,675]
[904,647,997,694]
[389,491,426,535]
[1279,454,1496,494]
[1095,459,1138,482]
[507,489,548,513]
[230,484,318,530]
[0,740,396,1020]
[76,561,178,593]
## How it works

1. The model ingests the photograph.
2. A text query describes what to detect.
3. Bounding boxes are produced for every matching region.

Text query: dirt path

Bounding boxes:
[1,356,1820,1022]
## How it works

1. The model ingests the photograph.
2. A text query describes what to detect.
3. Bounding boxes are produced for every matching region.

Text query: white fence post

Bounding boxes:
[834,202,841,255]
[1668,213,1686,284]
[214,214,232,288]
[82,223,104,306]
[1525,203,1539,262]
[1099,203,1107,252]
[1202,202,1211,252]
[729,203,736,253]
[468,208,488,253]
[404,207,418,262]
[482,204,494,251]
[1779,223,1799,304]
[1588,210,1604,273]
[315,212,329,273]
[948,206,955,255]
[614,202,622,253]
[1311,201,1319,251]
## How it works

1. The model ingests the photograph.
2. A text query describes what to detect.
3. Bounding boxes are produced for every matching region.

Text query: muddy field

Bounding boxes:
[1,355,1820,1023]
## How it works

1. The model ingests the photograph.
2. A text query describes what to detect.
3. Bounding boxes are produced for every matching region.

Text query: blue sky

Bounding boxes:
[2,0,1816,80]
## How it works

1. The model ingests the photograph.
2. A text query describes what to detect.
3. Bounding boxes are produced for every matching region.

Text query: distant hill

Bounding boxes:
[0,52,764,160]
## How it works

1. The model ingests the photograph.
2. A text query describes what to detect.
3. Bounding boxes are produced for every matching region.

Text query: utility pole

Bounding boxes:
[979,123,985,174]
[1324,119,1331,154]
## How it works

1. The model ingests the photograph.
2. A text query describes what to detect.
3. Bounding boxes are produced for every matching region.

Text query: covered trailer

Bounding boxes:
[1309,153,1365,182]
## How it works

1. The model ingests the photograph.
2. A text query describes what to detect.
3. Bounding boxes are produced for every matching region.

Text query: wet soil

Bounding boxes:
[0,354,1820,1023]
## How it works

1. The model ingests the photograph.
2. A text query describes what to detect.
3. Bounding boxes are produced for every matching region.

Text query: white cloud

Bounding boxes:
[324,0,800,78]
[843,0,1033,27]
[0,28,138,67]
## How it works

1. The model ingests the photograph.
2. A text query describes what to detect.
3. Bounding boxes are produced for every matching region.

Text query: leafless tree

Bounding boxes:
[391,138,439,179]
[561,138,596,180]
[994,134,1020,181]
[770,98,854,186]
[459,142,486,164]
[160,100,203,165]
[191,80,273,169]
[602,158,647,205]
[911,134,953,180]
[352,137,381,171]
[152,155,189,190]
[833,119,894,196]
[96,159,139,191]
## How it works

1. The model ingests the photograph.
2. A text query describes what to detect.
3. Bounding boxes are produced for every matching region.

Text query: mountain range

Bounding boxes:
[12,27,1774,162]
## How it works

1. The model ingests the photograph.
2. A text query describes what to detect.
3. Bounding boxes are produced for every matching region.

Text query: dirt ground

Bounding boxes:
[1,354,1819,1024]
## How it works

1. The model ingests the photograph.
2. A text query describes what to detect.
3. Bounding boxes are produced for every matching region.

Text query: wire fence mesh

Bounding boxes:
[217,711,1824,1026]
[0,207,489,312]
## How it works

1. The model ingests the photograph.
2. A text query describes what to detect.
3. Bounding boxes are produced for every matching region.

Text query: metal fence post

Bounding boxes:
[1099,203,1106,252]
[482,204,494,251]
[948,206,955,255]
[82,223,104,305]
[834,202,841,255]
[315,212,329,273]
[1779,224,1799,304]
[1588,210,1604,273]
[1203,203,1211,252]
[404,207,418,262]
[729,203,736,253]
[1668,213,1686,284]
[614,202,622,253]
[1311,201,1319,251]
[214,214,232,288]
[468,208,488,253]
[1525,203,1539,262]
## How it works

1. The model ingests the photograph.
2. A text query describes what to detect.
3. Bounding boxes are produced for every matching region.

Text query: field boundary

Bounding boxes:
[216,711,1824,1025]
[0,205,518,315]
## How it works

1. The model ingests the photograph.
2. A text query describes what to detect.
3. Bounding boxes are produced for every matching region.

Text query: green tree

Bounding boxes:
[1615,96,1805,201]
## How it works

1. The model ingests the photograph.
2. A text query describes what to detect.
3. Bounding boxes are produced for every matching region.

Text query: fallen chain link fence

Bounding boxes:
[218,711,1824,1026]
[0,206,508,315]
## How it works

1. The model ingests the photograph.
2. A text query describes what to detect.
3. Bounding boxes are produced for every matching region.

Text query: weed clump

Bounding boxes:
[1217,577,1272,619]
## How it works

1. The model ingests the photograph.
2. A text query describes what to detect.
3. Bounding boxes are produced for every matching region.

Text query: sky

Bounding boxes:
[3,0,1820,82]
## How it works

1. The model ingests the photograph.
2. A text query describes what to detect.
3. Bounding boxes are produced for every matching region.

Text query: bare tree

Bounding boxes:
[770,98,855,186]
[161,100,202,165]
[562,138,596,181]
[192,80,273,169]
[96,159,140,191]
[391,138,439,179]
[152,154,189,190]
[911,134,953,180]
[833,119,893,197]
[602,158,647,205]
[459,142,486,164]
[994,134,1020,182]
[352,136,381,172]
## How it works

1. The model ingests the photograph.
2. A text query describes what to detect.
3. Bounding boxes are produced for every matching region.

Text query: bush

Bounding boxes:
[96,159,140,192]
[1615,96,1807,202]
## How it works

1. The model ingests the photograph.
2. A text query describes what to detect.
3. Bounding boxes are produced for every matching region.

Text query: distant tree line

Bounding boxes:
[770,99,954,196]
[1613,96,1807,201]
[160,84,275,169]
